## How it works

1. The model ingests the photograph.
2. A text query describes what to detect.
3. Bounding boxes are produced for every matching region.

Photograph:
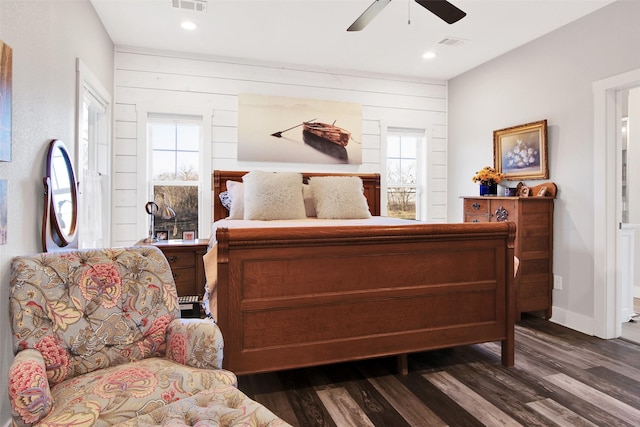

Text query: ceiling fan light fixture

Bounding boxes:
[422,51,436,59]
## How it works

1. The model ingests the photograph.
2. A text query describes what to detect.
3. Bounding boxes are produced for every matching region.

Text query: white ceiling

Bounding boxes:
[90,0,615,81]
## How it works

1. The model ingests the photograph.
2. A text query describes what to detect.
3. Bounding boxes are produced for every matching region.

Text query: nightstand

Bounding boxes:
[146,239,209,318]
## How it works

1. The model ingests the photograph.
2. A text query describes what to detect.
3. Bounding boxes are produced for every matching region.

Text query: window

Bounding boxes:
[386,128,424,220]
[148,115,202,240]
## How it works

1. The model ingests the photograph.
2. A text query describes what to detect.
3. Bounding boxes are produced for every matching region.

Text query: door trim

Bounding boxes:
[593,68,640,338]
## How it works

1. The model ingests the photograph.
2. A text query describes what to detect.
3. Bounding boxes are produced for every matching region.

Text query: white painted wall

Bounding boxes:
[0,1,113,422]
[113,47,449,246]
[448,0,640,334]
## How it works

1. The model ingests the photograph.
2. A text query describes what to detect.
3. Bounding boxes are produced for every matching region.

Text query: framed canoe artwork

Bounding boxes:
[0,39,12,162]
[238,94,363,164]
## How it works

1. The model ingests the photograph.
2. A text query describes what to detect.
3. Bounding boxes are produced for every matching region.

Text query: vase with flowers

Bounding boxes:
[472,166,504,196]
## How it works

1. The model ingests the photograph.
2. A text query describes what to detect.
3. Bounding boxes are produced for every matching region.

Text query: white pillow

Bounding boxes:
[242,171,307,220]
[309,176,372,219]
[226,180,244,219]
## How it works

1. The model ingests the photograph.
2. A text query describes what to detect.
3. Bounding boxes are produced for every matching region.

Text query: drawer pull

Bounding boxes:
[172,272,180,279]
[495,206,509,222]
[472,219,479,223]
[472,203,480,210]
[167,256,179,263]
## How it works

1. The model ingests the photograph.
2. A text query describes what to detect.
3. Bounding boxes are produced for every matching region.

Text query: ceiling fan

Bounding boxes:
[347,0,466,31]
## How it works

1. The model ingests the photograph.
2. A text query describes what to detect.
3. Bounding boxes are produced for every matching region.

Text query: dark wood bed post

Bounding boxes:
[503,221,517,368]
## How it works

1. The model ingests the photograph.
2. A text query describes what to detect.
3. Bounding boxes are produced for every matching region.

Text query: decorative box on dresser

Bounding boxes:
[462,196,554,319]
[150,239,209,318]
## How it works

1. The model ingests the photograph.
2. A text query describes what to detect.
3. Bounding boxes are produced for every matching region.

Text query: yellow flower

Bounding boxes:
[472,166,504,185]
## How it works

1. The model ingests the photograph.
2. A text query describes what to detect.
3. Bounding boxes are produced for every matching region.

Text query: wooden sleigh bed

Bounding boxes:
[208,170,516,375]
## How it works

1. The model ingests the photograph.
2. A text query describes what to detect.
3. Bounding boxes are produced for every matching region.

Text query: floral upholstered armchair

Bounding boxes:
[8,246,289,427]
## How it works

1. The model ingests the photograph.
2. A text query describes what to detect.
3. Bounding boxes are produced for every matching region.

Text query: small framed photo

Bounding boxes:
[494,119,548,181]
[537,186,548,197]
[520,186,530,197]
[183,231,195,240]
[156,230,168,241]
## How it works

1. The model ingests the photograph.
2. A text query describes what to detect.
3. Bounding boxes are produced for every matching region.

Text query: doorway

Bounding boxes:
[593,68,640,340]
[620,88,640,343]
[76,59,111,249]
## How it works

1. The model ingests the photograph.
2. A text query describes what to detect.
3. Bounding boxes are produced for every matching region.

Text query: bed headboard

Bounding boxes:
[212,170,381,221]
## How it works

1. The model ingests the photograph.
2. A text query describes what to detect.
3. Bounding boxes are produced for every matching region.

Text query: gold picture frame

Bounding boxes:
[494,119,548,181]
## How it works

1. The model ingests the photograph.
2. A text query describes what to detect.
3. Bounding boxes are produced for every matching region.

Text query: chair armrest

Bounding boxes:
[166,318,224,369]
[8,349,53,427]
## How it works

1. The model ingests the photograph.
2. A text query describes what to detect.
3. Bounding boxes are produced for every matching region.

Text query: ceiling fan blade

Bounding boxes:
[415,0,466,24]
[347,0,392,32]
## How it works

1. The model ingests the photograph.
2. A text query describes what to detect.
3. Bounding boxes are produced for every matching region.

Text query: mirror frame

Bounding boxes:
[42,139,79,251]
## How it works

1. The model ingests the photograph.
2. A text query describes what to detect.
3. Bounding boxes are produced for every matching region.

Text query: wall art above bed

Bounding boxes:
[238,93,363,165]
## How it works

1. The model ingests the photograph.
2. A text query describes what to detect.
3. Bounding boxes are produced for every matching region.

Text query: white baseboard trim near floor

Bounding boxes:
[549,306,594,337]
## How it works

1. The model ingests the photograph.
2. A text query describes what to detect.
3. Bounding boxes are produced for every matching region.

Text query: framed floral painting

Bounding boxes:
[493,119,548,181]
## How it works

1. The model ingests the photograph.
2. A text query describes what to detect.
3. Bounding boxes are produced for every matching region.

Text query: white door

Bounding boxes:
[76,59,111,249]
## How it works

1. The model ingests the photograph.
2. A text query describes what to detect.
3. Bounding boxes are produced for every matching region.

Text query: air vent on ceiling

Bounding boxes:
[438,37,466,47]
[172,0,207,12]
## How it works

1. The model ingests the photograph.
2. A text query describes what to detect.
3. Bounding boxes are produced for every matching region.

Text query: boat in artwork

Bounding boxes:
[302,130,348,162]
[303,121,351,147]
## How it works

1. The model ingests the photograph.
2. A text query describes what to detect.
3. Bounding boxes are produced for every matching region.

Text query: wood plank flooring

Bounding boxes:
[237,316,640,426]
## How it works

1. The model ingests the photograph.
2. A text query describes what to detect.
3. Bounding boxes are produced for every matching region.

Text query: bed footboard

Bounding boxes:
[215,222,516,375]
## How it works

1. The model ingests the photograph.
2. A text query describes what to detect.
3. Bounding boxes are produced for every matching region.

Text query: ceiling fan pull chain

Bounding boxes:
[408,0,411,25]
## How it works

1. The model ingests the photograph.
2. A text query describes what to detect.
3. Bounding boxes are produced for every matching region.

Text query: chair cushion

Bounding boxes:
[111,382,289,427]
[38,357,237,426]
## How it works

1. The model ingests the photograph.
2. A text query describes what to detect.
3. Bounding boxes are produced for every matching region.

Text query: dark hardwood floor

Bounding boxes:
[237,316,640,426]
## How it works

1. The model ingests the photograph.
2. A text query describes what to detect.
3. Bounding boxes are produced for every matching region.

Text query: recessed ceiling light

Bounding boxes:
[181,21,197,30]
[422,52,436,60]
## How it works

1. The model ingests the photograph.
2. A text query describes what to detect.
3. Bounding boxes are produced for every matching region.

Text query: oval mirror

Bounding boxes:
[42,139,78,251]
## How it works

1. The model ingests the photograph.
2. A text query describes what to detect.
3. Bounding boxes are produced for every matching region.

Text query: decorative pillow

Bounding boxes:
[309,176,372,219]
[242,171,307,220]
[226,181,244,219]
[302,184,316,217]
[219,191,232,211]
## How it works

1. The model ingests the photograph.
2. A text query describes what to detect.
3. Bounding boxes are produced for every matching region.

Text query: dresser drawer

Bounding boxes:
[161,250,196,269]
[464,199,490,214]
[465,213,490,223]
[172,268,198,297]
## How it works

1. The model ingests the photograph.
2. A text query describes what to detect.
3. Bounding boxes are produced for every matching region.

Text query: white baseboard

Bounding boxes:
[549,306,595,336]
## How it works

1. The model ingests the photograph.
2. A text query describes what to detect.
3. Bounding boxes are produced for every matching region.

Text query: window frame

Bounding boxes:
[136,104,212,241]
[383,127,426,221]
[147,114,202,240]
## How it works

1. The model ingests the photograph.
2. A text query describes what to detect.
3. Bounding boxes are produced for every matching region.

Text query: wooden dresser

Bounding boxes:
[151,239,209,318]
[462,196,554,318]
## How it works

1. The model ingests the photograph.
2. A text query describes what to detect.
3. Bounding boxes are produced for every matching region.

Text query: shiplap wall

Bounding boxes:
[113,46,448,247]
